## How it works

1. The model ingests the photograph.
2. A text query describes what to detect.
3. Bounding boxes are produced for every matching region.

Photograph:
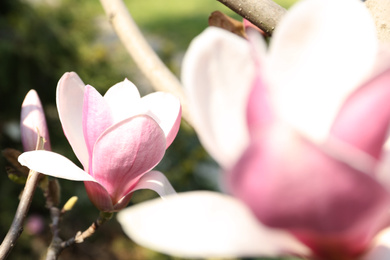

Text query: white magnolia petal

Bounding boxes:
[56,72,89,168]
[267,0,378,142]
[363,227,390,260]
[140,92,181,148]
[104,79,141,123]
[131,170,176,198]
[182,27,256,168]
[117,191,309,258]
[18,150,96,182]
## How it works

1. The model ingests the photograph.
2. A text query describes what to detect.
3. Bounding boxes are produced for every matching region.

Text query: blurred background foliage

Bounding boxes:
[0,0,296,259]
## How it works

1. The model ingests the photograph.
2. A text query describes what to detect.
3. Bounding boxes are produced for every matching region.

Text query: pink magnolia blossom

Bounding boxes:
[19,72,181,212]
[20,89,51,151]
[116,0,390,259]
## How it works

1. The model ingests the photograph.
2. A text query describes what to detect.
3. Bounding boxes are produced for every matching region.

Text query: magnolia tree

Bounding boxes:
[1,0,390,259]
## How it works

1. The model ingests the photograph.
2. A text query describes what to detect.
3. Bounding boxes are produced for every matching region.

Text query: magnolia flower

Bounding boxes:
[116,0,390,259]
[21,89,51,151]
[18,72,181,212]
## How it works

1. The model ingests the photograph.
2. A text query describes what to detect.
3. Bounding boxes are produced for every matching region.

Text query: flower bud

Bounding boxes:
[20,90,51,151]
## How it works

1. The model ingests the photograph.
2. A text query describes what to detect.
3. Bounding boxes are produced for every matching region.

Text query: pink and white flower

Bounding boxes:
[18,72,181,212]
[116,0,390,259]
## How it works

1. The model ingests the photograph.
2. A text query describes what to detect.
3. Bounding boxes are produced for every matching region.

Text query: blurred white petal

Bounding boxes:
[267,0,377,142]
[363,227,390,260]
[182,27,256,168]
[117,191,308,258]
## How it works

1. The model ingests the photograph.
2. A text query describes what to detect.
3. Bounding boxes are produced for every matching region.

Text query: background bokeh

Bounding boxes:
[0,0,296,259]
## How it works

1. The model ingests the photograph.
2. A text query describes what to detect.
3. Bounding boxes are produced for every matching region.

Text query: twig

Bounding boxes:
[0,170,40,259]
[44,211,113,260]
[45,207,62,260]
[0,137,45,259]
[99,0,192,124]
[217,0,286,36]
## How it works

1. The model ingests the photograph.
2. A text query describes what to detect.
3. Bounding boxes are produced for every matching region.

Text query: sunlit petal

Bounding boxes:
[140,92,182,148]
[92,115,166,204]
[131,170,176,197]
[267,0,377,142]
[18,150,96,182]
[56,72,89,168]
[113,170,176,211]
[182,27,255,168]
[104,79,141,123]
[117,191,309,258]
[82,85,113,157]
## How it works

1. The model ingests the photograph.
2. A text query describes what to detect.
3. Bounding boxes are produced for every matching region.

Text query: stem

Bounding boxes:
[45,211,113,260]
[0,170,40,260]
[44,208,62,260]
[217,0,286,36]
[99,0,192,124]
[0,137,45,260]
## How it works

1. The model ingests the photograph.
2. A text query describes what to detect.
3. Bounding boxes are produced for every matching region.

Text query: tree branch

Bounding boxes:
[217,0,286,36]
[0,170,40,259]
[99,0,192,124]
[44,211,113,260]
[0,138,45,259]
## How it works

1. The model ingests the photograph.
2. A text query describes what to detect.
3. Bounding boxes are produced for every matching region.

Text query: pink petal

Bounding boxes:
[113,192,134,212]
[20,89,51,151]
[182,27,255,168]
[246,74,273,136]
[117,191,309,258]
[266,0,377,142]
[229,125,390,259]
[82,85,113,158]
[330,69,390,159]
[104,79,142,123]
[91,115,166,205]
[84,181,114,212]
[243,19,266,36]
[140,92,182,148]
[56,72,89,168]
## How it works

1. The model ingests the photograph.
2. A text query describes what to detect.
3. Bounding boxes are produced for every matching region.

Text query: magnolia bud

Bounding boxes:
[20,90,51,151]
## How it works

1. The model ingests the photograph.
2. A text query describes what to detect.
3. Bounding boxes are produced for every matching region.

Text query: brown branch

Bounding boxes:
[44,211,113,260]
[45,207,62,260]
[0,170,40,259]
[217,0,286,36]
[99,0,192,125]
[0,137,45,259]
